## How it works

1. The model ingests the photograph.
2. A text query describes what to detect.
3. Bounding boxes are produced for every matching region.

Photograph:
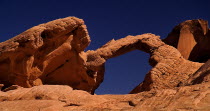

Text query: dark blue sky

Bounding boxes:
[0,0,209,94]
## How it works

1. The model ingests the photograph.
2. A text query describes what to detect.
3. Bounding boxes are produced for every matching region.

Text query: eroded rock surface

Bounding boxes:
[0,17,210,110]
[86,34,203,93]
[0,17,207,94]
[164,19,210,62]
[183,59,210,86]
[0,83,209,111]
[0,17,94,93]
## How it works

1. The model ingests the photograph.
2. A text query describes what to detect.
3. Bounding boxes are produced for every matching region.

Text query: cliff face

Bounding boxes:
[0,17,209,110]
[164,19,210,63]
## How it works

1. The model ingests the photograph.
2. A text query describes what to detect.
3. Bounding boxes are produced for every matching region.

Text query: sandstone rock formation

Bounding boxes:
[0,17,210,110]
[164,19,210,62]
[0,17,204,94]
[87,34,203,93]
[183,59,210,86]
[0,83,209,111]
[0,17,94,93]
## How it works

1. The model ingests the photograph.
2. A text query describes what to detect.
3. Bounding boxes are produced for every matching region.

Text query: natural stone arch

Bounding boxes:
[0,17,203,94]
[85,33,203,94]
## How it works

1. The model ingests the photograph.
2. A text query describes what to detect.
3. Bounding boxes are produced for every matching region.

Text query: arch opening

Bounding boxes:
[95,50,151,94]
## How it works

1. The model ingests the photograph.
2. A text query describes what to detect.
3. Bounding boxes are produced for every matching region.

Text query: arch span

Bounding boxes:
[0,17,203,94]
[86,34,202,94]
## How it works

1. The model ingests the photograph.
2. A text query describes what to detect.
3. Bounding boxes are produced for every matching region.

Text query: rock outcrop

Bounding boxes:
[183,59,210,86]
[0,17,96,93]
[0,17,210,110]
[0,83,209,111]
[164,19,210,63]
[0,17,204,94]
[87,34,203,93]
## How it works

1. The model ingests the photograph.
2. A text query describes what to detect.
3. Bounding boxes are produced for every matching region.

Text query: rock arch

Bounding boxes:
[85,33,203,94]
[0,17,203,94]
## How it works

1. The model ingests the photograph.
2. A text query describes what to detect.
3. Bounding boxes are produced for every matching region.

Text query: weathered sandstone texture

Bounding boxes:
[0,17,210,110]
[0,17,97,93]
[0,17,204,94]
[182,59,210,86]
[0,83,209,111]
[164,19,210,62]
[87,34,203,93]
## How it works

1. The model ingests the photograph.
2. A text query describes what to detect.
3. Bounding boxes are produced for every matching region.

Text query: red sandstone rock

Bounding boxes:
[86,34,203,93]
[0,83,209,111]
[0,17,94,93]
[164,19,210,62]
[183,59,210,86]
[0,17,207,95]
[0,17,210,110]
